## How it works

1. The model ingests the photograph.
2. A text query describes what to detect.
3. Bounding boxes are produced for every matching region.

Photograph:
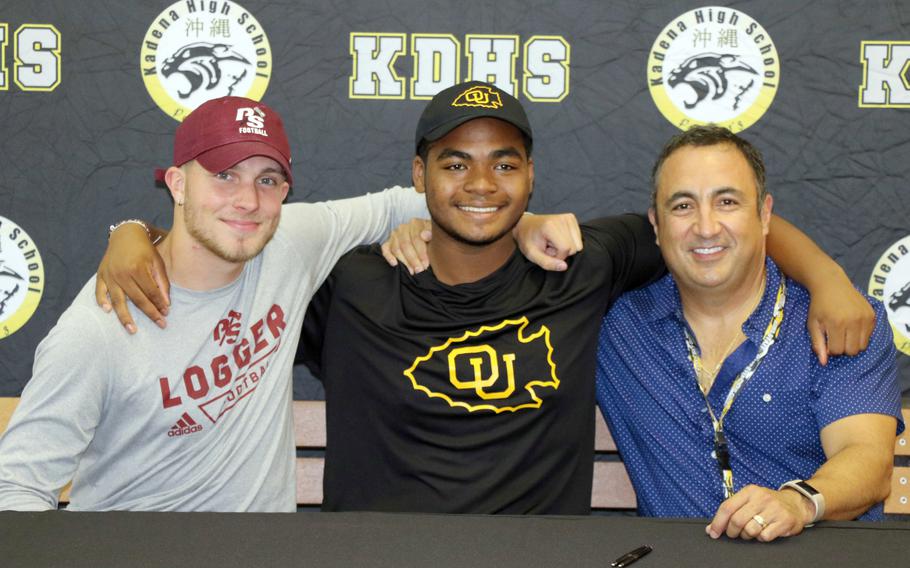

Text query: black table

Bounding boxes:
[1,512,907,567]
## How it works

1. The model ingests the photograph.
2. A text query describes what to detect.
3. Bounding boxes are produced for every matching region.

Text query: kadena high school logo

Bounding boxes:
[140,1,272,121]
[648,6,779,132]
[0,216,43,340]
[868,235,910,356]
[403,317,560,413]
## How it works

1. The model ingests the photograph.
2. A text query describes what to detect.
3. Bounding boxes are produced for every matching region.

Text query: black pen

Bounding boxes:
[610,545,652,567]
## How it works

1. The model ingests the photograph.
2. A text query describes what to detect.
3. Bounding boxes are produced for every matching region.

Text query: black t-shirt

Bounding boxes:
[299,214,663,514]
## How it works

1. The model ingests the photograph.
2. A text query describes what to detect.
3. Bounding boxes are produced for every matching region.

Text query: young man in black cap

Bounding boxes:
[299,81,662,513]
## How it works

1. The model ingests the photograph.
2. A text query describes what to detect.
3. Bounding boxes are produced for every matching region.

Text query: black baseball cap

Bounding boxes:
[414,81,533,153]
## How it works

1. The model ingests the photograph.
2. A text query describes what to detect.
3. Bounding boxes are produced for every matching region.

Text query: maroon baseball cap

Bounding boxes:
[160,96,293,185]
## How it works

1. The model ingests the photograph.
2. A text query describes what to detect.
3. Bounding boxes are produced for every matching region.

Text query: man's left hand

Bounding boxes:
[381,218,432,275]
[706,484,814,543]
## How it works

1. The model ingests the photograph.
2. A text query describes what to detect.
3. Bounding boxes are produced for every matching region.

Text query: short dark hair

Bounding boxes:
[650,125,767,214]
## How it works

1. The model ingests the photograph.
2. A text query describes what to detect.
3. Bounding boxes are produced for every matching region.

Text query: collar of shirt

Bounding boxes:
[642,257,785,408]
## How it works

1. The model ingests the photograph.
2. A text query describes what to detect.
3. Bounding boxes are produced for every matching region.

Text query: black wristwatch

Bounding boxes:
[779,479,825,526]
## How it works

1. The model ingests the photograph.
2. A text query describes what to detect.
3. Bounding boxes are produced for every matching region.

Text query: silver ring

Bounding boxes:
[752,514,767,529]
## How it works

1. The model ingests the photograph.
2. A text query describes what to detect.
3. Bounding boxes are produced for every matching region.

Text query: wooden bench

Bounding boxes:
[1,397,908,513]
[892,408,910,514]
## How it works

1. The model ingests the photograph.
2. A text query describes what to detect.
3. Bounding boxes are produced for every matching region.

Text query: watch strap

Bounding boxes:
[779,479,825,526]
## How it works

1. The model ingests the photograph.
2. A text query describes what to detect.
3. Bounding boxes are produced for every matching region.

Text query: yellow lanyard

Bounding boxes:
[683,280,786,498]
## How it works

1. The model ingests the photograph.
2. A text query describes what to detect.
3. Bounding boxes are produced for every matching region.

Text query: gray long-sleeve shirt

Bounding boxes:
[0,187,426,511]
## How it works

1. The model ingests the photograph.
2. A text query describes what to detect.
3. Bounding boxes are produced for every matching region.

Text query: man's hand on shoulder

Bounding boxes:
[95,222,170,334]
[806,275,876,365]
[765,215,875,364]
[706,484,814,543]
[381,218,432,275]
[512,213,583,271]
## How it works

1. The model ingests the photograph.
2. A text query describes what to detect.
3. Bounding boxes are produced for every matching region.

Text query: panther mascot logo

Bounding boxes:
[667,53,758,110]
[161,42,252,99]
[890,282,910,332]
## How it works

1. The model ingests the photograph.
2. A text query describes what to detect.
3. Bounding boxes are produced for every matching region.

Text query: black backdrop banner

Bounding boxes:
[0,0,908,398]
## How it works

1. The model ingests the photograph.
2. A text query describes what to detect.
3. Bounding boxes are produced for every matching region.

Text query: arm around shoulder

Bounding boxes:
[583,214,665,293]
[96,221,170,334]
[766,215,875,363]
[284,186,429,257]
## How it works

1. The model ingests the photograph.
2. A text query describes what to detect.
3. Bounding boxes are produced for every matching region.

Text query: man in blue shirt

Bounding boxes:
[595,125,903,542]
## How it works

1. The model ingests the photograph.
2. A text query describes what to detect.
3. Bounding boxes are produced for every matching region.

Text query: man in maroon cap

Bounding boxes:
[0,96,433,511]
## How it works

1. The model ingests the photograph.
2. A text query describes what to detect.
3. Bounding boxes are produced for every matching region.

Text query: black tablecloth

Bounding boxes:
[1,511,907,567]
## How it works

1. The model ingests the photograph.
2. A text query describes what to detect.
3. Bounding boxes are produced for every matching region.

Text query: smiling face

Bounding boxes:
[175,155,290,264]
[649,142,772,297]
[413,117,534,249]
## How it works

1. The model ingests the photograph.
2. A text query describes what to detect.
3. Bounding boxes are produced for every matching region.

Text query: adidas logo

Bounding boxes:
[167,412,203,438]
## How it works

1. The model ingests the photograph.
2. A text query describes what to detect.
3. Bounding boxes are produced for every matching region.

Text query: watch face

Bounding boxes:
[794,480,820,496]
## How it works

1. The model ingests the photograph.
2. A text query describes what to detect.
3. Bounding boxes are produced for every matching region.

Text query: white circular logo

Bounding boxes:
[868,235,910,356]
[647,6,780,132]
[0,216,44,339]
[139,1,272,121]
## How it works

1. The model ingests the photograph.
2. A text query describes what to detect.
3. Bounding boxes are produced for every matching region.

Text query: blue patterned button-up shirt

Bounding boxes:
[595,258,903,519]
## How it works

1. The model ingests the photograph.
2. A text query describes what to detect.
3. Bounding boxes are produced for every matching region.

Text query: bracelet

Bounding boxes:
[109,219,161,245]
